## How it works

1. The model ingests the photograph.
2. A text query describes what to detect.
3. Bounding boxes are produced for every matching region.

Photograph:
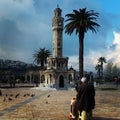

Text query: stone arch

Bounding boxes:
[41,75,45,83]
[34,75,39,87]
[59,75,64,88]
[49,74,52,84]
[27,75,30,81]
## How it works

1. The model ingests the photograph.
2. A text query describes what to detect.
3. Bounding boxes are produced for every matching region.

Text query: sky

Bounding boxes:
[0,0,120,72]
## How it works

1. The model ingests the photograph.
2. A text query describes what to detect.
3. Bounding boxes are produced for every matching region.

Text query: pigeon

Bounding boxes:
[47,94,50,98]
[31,94,35,97]
[8,98,12,101]
[23,94,27,97]
[10,94,13,97]
[26,93,30,96]
[15,93,20,98]
[46,101,48,104]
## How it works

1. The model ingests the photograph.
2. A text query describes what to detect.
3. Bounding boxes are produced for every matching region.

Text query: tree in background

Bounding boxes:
[64,8,100,78]
[98,57,106,79]
[104,62,120,81]
[33,48,51,70]
[95,64,101,79]
[104,62,113,81]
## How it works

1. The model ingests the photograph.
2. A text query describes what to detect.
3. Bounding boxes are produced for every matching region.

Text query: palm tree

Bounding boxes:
[33,48,51,69]
[64,8,100,78]
[95,64,101,79]
[98,57,106,78]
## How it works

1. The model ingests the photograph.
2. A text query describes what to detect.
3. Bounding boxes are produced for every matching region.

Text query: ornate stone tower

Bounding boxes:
[25,6,76,89]
[52,6,64,57]
[47,6,68,71]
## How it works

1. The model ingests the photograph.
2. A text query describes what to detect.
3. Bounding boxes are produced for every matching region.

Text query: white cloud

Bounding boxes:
[68,51,103,72]
[112,32,120,45]
[84,32,120,71]
[0,0,35,20]
[0,0,41,35]
[68,32,120,72]
[84,51,102,71]
[106,32,120,66]
[68,56,78,70]
[0,0,52,62]
[1,0,120,72]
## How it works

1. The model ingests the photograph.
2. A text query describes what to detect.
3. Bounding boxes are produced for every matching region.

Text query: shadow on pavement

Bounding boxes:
[94,117,119,120]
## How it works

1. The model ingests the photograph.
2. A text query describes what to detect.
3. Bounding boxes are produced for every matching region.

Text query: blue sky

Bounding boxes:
[0,0,120,72]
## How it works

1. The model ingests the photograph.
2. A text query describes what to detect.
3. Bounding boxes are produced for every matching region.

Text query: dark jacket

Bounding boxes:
[75,83,95,112]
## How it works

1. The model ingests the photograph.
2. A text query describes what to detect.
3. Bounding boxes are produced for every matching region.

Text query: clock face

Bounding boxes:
[58,21,62,26]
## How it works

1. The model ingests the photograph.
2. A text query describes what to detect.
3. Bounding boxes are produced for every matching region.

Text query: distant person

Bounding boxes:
[72,77,95,120]
[0,89,2,96]
[115,78,119,87]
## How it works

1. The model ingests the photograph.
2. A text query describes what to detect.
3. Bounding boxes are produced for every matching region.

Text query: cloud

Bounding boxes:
[106,32,120,66]
[0,0,120,72]
[68,32,120,72]
[68,56,78,70]
[0,0,52,62]
[0,0,35,21]
[68,50,105,72]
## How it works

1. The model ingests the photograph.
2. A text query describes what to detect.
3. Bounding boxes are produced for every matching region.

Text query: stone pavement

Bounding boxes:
[0,85,120,120]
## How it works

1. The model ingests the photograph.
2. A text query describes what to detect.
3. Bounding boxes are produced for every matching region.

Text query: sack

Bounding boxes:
[70,97,76,118]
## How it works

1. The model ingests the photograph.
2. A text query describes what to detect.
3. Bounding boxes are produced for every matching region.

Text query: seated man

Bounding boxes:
[71,77,95,120]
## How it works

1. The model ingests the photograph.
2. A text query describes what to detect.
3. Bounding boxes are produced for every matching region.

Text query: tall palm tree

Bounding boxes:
[95,64,101,78]
[64,8,100,78]
[33,48,51,69]
[98,57,106,78]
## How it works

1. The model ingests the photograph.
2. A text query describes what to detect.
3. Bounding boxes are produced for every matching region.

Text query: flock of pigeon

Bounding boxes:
[0,90,35,102]
[0,89,51,104]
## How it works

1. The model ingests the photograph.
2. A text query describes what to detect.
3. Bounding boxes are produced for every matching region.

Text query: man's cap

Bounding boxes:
[81,77,86,82]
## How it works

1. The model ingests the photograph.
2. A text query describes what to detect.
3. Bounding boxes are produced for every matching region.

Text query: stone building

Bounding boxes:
[25,6,76,89]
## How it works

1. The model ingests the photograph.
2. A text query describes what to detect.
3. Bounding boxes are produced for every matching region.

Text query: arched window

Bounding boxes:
[59,75,64,88]
[41,75,45,83]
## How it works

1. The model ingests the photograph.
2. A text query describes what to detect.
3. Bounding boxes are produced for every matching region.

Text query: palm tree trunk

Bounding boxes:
[101,63,103,79]
[98,68,100,78]
[41,60,44,69]
[79,32,84,78]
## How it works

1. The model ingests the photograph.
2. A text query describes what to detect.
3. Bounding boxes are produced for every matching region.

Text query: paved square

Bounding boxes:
[0,85,120,120]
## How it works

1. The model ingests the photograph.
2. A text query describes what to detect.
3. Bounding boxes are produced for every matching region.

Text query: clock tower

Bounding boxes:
[44,6,75,88]
[25,6,76,89]
[47,5,68,71]
[52,6,64,57]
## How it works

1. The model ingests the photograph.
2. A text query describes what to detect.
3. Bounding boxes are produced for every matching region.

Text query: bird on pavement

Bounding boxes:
[8,98,12,101]
[15,93,20,98]
[47,94,50,98]
[31,94,35,97]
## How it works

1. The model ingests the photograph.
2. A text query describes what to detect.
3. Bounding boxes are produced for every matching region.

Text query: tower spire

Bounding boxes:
[57,4,59,8]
